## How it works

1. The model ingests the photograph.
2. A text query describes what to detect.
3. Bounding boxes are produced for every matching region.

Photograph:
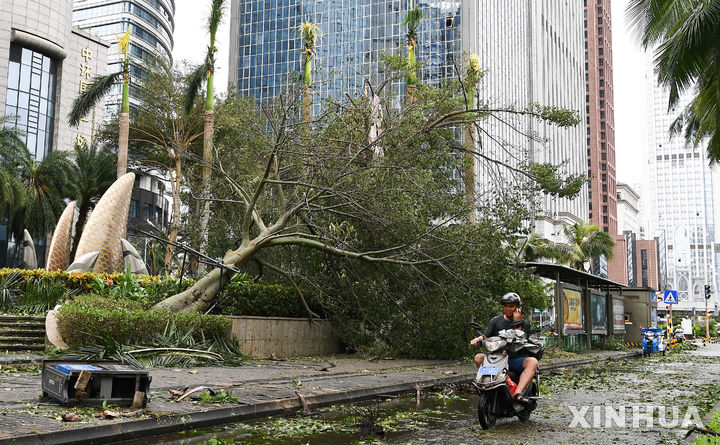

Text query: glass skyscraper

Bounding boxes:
[229,0,461,108]
[72,0,175,114]
[228,0,587,235]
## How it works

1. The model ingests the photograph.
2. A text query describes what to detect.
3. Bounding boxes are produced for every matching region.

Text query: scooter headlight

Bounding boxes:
[485,338,504,352]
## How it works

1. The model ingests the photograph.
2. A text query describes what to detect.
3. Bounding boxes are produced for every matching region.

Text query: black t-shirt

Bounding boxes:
[483,315,532,357]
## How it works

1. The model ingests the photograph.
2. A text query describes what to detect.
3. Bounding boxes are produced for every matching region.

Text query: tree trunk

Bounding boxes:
[464,124,476,224]
[302,86,312,125]
[153,242,256,313]
[71,199,92,258]
[118,112,130,178]
[152,266,229,312]
[164,158,182,271]
[197,109,214,274]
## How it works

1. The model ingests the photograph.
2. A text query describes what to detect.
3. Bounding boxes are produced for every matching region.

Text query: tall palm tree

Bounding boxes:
[69,29,132,178]
[464,53,482,222]
[0,116,28,210]
[299,19,322,123]
[403,0,423,102]
[563,221,614,271]
[627,0,720,161]
[184,0,227,268]
[69,144,116,256]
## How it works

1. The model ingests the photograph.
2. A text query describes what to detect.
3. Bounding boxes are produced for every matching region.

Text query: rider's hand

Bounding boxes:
[470,335,484,346]
[513,308,523,321]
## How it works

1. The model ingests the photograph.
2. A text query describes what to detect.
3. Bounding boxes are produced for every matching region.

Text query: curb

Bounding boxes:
[0,350,642,445]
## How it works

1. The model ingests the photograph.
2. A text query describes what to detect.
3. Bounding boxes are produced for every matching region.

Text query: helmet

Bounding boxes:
[501,292,522,306]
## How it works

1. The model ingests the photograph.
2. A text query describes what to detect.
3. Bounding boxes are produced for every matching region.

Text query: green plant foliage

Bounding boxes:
[217,274,321,318]
[198,389,239,404]
[55,295,230,349]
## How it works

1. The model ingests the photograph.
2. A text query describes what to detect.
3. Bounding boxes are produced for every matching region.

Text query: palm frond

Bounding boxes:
[184,63,209,114]
[208,0,227,37]
[68,72,123,126]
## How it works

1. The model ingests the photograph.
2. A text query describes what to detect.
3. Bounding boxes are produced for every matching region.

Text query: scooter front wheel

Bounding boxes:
[477,394,497,429]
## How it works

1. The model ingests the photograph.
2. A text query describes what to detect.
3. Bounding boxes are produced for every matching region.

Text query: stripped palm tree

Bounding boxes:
[464,53,482,222]
[403,0,423,102]
[184,0,227,271]
[69,29,131,178]
[299,19,322,124]
[627,0,720,161]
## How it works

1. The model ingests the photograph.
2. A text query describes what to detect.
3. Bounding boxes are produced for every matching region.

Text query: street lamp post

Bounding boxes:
[704,285,711,340]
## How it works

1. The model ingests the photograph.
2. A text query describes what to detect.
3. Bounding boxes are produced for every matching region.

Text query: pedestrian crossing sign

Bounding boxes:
[663,290,678,304]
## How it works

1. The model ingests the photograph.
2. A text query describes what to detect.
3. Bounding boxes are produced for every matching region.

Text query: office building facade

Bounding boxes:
[228,0,587,237]
[584,0,617,235]
[646,63,720,312]
[0,0,109,267]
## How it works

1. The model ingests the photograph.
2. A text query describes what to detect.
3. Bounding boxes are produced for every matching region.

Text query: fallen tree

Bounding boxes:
[151,67,584,321]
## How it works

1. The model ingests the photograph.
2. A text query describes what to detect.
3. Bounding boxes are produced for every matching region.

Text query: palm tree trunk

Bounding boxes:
[118,112,129,178]
[302,53,313,124]
[164,158,182,271]
[197,108,214,274]
[464,124,476,223]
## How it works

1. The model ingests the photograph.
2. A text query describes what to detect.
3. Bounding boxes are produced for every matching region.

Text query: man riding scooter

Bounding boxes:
[469,292,539,404]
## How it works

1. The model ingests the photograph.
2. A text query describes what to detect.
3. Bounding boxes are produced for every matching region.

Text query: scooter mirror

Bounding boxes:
[470,322,483,334]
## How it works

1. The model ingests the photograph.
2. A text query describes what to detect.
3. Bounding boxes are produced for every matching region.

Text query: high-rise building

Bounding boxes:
[72,0,175,115]
[646,60,720,312]
[584,0,617,235]
[0,0,109,267]
[616,182,641,235]
[72,0,174,240]
[228,0,587,236]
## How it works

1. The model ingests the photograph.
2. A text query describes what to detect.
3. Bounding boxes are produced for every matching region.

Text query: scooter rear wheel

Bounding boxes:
[477,394,496,429]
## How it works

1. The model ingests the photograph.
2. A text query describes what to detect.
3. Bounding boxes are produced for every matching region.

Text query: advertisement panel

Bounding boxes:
[563,287,583,332]
[612,297,625,333]
[590,292,607,334]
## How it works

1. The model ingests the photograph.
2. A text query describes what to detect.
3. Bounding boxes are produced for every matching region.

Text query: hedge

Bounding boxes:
[216,279,322,318]
[0,268,193,292]
[56,295,231,348]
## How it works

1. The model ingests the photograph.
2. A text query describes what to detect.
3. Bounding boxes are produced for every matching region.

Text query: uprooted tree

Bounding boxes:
[151,61,585,334]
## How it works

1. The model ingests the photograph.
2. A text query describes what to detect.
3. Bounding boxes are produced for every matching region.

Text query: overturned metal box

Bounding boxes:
[41,360,151,407]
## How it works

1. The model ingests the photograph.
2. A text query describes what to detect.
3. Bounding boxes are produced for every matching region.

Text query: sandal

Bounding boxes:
[512,392,530,404]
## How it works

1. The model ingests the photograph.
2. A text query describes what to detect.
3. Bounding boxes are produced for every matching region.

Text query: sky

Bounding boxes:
[172,0,650,189]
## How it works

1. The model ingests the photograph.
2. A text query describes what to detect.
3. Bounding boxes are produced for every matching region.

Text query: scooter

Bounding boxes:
[470,322,542,429]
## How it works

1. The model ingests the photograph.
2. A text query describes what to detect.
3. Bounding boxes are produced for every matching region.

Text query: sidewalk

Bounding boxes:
[0,349,641,444]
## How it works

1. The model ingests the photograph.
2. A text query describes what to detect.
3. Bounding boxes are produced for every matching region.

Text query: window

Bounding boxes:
[602,174,607,181]
[598,17,602,24]
[129,200,138,218]
[600,100,605,108]
[598,38,603,46]
[601,163,606,171]
[601,152,606,160]
[602,195,607,202]
[600,110,605,118]
[589,202,593,210]
[598,27,603,35]
[599,79,604,87]
[599,68,604,76]
[603,216,608,223]
[601,131,606,139]
[143,203,151,220]
[599,58,604,66]
[601,142,606,150]
[600,89,604,97]
[4,44,57,160]
[598,48,604,56]
[597,6,602,14]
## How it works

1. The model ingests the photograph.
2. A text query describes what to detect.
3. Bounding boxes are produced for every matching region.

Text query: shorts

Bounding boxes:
[508,356,528,374]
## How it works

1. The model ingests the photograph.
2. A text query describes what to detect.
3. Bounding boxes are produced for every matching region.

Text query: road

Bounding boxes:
[147,344,720,444]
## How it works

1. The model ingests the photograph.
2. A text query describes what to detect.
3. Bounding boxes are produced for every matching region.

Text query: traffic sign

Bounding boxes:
[663,290,678,304]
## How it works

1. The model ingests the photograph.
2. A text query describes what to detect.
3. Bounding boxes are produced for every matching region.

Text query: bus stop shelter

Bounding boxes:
[526,262,655,349]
